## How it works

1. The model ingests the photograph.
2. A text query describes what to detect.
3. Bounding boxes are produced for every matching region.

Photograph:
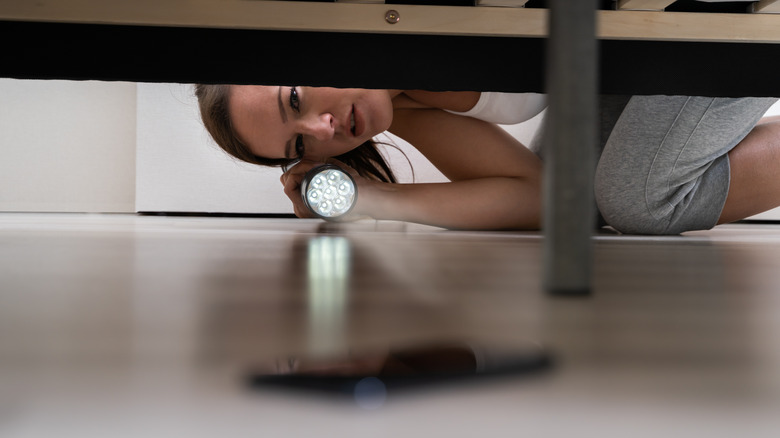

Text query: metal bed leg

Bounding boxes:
[542,0,598,295]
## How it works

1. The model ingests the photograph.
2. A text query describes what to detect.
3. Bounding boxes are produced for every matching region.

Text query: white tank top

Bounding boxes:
[446,92,546,125]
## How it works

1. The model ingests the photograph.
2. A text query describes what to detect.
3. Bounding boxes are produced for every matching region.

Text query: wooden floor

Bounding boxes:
[2,213,780,436]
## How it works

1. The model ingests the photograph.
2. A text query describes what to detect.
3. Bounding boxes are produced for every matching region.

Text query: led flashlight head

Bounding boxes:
[301,164,357,220]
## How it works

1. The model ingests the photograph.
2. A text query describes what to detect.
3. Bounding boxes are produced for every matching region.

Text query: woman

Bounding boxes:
[196,85,545,230]
[196,84,780,234]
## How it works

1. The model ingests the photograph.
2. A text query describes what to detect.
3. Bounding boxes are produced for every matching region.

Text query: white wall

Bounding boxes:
[0,79,136,212]
[135,83,293,214]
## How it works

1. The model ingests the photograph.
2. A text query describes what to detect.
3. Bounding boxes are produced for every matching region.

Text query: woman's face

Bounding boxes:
[228,85,395,162]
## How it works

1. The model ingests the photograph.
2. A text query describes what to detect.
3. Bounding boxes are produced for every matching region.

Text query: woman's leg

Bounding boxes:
[719,119,780,224]
[595,96,778,235]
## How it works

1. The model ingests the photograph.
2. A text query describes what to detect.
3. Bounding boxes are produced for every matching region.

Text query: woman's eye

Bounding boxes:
[289,87,301,113]
[295,135,305,158]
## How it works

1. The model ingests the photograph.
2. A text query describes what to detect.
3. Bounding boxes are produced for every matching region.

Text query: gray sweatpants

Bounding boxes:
[594,95,778,235]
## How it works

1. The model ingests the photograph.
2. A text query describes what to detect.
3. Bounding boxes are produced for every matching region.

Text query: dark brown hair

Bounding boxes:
[194,84,396,183]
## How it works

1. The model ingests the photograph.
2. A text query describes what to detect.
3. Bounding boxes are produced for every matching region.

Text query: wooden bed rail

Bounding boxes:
[1,0,780,43]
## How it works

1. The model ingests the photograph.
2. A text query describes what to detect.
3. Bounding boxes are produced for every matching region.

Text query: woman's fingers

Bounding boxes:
[280,160,324,218]
[281,159,370,219]
[281,170,308,217]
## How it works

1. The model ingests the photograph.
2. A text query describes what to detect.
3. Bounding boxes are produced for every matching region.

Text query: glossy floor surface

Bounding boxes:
[2,213,780,437]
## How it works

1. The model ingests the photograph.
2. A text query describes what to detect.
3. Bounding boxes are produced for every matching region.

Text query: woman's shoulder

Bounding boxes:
[446,92,547,125]
[393,91,547,125]
[392,91,481,112]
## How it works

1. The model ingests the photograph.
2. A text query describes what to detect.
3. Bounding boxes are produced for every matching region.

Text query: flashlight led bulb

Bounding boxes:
[301,164,357,220]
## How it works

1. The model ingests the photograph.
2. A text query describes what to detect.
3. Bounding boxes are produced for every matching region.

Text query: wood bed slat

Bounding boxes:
[752,0,780,13]
[335,0,532,5]
[476,0,531,6]
[617,0,676,11]
[599,9,780,43]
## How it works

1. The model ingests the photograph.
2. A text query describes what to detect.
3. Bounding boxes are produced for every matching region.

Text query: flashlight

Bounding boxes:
[301,164,357,220]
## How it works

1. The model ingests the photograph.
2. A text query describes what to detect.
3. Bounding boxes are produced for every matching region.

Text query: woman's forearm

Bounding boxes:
[357,177,541,230]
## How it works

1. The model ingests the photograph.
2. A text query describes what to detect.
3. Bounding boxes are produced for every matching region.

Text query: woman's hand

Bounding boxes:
[280,159,374,221]
[280,159,321,218]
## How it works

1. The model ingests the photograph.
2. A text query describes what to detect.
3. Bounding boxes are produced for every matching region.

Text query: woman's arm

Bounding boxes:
[357,107,542,230]
[280,106,542,230]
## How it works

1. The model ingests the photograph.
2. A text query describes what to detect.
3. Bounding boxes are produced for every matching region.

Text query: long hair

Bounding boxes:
[194,84,396,183]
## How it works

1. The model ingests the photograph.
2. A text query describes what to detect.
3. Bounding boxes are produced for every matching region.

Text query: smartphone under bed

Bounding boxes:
[246,341,553,402]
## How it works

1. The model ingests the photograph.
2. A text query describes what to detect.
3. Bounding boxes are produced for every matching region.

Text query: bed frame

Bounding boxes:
[3,0,780,294]
[3,0,779,94]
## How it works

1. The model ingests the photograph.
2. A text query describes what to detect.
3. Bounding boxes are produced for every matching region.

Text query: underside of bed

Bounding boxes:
[1,0,779,97]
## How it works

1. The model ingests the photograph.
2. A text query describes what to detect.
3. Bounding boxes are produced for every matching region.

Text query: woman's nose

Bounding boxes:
[301,113,335,142]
